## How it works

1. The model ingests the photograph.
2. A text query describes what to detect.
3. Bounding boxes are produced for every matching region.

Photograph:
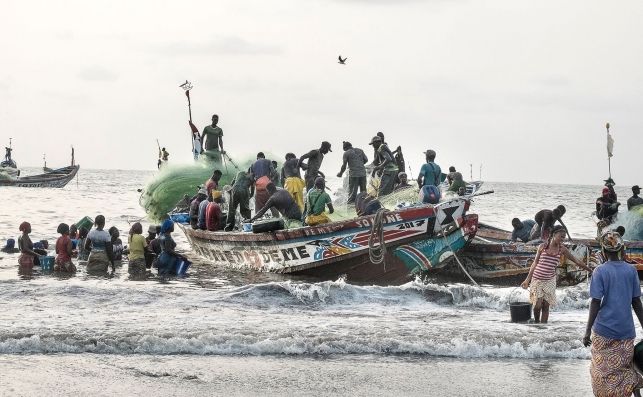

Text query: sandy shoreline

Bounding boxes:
[0,354,592,396]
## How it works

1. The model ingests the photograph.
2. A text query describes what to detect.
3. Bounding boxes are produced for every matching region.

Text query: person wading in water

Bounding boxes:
[521,225,592,323]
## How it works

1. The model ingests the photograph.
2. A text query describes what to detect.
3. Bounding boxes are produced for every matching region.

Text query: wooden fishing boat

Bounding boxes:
[438,223,643,285]
[0,165,80,188]
[179,197,476,284]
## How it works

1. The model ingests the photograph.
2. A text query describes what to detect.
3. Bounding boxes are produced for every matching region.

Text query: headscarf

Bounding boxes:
[160,219,174,234]
[19,222,30,232]
[600,230,624,253]
[211,190,223,200]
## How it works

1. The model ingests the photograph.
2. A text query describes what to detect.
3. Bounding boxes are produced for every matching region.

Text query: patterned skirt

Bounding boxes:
[529,278,557,306]
[128,258,147,275]
[86,251,110,273]
[590,333,643,397]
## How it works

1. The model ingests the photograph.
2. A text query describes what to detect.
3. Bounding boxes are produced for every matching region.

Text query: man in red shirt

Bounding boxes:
[205,170,223,197]
[205,191,224,231]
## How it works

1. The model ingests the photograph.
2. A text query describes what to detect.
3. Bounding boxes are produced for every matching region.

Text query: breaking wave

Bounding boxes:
[0,332,589,359]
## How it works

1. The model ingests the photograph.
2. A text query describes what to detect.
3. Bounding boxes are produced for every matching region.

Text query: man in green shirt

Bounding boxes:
[304,177,334,226]
[201,114,225,164]
[224,171,254,231]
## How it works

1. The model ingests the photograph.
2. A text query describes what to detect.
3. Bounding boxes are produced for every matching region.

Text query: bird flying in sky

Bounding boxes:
[338,55,347,65]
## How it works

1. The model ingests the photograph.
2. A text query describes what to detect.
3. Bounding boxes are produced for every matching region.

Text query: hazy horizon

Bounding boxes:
[2,0,642,186]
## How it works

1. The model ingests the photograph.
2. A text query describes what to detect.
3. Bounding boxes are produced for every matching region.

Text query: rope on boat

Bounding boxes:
[440,227,479,287]
[368,208,388,269]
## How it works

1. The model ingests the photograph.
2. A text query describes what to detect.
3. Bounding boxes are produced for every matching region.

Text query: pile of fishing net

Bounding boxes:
[139,155,253,221]
[614,205,643,240]
[328,175,426,222]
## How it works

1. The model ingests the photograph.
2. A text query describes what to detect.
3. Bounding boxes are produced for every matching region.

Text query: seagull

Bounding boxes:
[338,55,347,65]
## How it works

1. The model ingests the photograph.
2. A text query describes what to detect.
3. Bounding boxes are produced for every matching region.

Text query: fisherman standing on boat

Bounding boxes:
[370,136,398,197]
[201,114,225,163]
[337,141,368,204]
[282,153,305,211]
[417,149,442,189]
[299,141,332,191]
[248,183,302,228]
[250,152,277,216]
[4,146,11,162]
[204,170,223,198]
[511,218,536,243]
[530,205,566,241]
[627,185,643,210]
[225,170,254,231]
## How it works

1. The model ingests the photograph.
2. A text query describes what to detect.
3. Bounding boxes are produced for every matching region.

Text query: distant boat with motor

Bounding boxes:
[178,197,479,285]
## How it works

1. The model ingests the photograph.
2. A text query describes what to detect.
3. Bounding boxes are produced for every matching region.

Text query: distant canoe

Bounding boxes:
[0,165,79,188]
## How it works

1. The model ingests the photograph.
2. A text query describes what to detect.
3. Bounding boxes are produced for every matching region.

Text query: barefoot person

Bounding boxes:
[521,225,592,323]
[584,230,643,397]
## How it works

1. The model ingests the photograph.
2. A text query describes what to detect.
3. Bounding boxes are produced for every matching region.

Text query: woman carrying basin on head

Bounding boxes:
[521,225,592,323]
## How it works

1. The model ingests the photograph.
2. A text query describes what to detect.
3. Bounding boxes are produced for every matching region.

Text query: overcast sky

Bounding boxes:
[2,0,642,185]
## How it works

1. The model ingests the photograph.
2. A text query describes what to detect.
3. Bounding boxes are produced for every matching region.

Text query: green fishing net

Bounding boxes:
[139,155,253,221]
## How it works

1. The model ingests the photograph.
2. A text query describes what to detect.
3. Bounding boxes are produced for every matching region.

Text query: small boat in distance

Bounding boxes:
[0,147,79,188]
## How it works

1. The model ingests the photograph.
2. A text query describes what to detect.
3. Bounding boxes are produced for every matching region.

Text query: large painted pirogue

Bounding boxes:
[432,223,643,285]
[179,197,478,285]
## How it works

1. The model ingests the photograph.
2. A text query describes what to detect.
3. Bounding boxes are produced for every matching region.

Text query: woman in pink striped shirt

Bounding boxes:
[521,226,592,323]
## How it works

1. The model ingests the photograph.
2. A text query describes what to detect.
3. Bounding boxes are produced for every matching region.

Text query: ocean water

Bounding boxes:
[0,169,638,396]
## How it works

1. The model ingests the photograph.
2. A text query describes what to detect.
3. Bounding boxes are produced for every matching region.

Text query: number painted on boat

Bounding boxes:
[396,220,426,230]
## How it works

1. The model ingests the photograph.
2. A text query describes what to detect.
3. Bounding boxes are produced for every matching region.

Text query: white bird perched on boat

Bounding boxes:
[338,55,347,65]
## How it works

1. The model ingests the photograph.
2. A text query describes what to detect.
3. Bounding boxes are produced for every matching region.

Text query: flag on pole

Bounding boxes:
[607,131,614,158]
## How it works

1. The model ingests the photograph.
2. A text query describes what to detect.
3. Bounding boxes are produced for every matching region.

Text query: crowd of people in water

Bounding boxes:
[4,216,185,277]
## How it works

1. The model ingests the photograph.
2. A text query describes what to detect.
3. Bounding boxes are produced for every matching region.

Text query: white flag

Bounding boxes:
[607,132,614,158]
